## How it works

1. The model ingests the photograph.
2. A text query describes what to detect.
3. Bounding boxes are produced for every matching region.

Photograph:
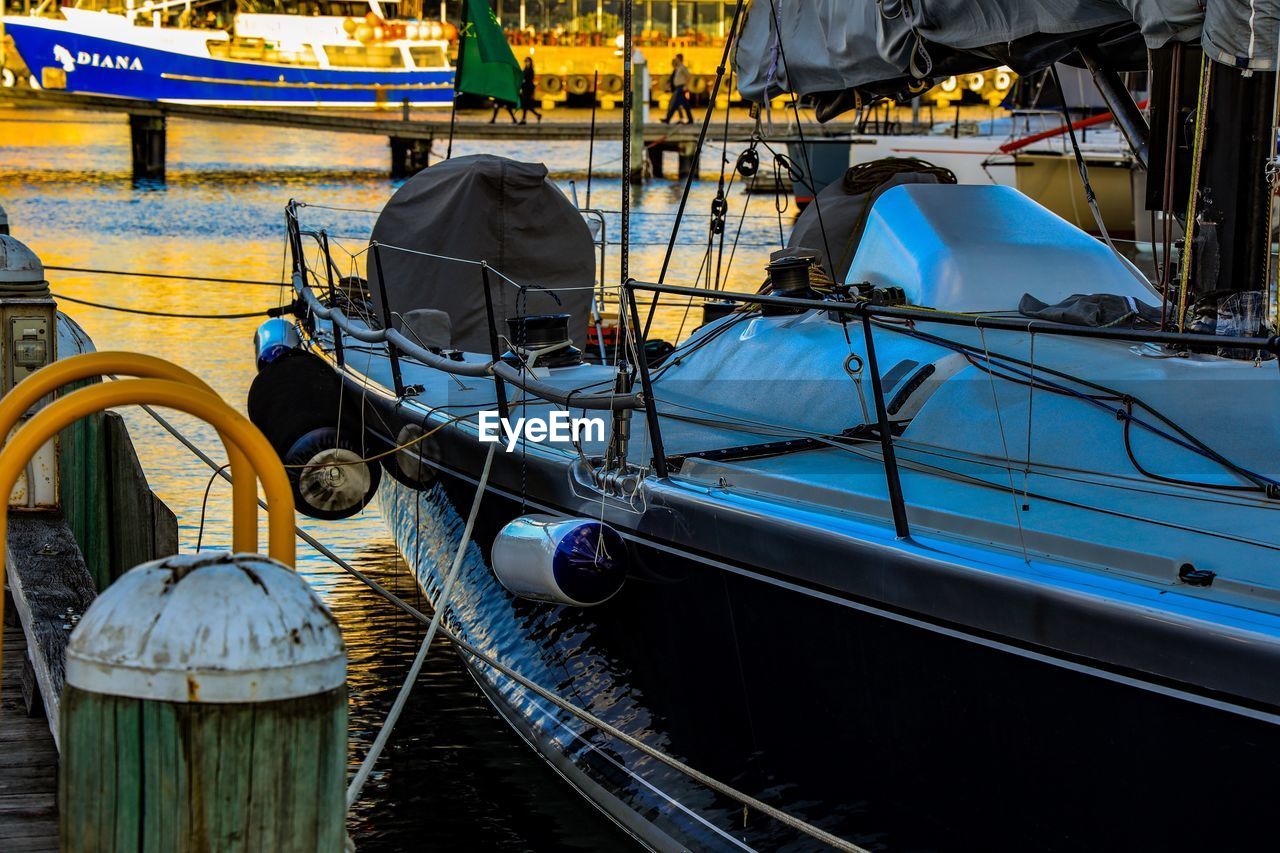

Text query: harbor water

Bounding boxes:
[0,105,788,850]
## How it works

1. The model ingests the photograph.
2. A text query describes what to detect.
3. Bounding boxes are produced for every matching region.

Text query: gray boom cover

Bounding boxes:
[369,154,595,353]
[736,1,1275,112]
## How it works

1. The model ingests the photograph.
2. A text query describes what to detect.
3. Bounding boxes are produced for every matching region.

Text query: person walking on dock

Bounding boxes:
[519,57,542,124]
[661,54,694,125]
[489,97,519,124]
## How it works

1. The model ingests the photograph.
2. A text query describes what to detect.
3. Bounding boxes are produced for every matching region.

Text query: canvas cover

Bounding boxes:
[788,158,956,282]
[369,154,595,353]
[736,1,1277,118]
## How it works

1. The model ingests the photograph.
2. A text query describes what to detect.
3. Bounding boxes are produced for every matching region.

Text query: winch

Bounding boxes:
[503,314,583,369]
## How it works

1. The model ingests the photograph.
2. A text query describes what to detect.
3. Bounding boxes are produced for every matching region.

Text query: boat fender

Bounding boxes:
[248,349,355,457]
[254,317,301,371]
[248,350,386,520]
[491,515,627,607]
[381,422,439,490]
[283,426,381,520]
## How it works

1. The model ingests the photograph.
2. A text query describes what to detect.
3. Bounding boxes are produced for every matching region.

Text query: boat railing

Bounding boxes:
[286,202,646,413]
[624,279,1280,540]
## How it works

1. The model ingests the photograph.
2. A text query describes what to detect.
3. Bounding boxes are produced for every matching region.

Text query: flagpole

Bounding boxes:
[447,93,458,159]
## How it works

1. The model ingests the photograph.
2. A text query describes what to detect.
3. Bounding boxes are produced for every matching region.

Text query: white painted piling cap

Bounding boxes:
[0,234,44,284]
[66,552,346,703]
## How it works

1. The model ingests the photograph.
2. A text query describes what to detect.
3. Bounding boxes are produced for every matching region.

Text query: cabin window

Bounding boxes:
[408,46,447,68]
[276,45,321,67]
[207,38,319,66]
[324,45,405,68]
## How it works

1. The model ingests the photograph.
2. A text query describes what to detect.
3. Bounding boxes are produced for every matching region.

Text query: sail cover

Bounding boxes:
[368,154,595,353]
[736,1,1277,118]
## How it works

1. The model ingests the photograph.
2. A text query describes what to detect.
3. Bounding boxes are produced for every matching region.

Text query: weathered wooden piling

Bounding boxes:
[628,49,648,184]
[128,114,166,181]
[59,551,347,852]
[647,140,702,180]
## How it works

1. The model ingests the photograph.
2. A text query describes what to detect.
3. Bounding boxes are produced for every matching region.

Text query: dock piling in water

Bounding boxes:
[128,114,166,182]
[389,136,432,179]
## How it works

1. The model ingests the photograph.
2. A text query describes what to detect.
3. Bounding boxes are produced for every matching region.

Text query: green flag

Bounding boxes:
[456,0,521,104]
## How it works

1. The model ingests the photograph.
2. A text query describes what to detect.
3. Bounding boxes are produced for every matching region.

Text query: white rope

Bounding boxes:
[344,441,498,808]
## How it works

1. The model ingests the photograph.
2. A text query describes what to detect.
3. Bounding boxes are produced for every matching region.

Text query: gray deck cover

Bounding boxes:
[736,1,1275,108]
[788,160,955,282]
[369,154,595,353]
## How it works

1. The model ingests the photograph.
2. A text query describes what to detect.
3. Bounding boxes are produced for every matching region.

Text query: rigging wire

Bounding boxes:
[643,0,748,342]
[194,463,231,553]
[977,326,1032,564]
[764,0,834,280]
[882,319,1280,493]
[1050,64,1118,253]
[586,69,598,208]
[654,0,748,286]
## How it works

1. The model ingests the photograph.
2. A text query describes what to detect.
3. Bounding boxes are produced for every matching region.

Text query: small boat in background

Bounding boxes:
[1,0,454,106]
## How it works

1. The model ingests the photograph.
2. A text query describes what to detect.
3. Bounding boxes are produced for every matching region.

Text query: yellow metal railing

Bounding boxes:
[0,354,297,697]
[0,352,260,552]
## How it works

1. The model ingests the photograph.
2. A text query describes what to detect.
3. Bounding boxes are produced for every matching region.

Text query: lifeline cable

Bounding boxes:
[136,399,867,853]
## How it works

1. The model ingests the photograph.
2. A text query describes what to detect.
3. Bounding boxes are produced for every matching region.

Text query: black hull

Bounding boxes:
[381,461,1278,852]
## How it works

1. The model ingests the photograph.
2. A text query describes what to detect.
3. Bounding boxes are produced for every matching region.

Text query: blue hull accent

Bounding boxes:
[5,22,453,106]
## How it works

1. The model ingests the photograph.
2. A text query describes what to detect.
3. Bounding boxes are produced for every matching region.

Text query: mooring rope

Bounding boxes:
[345,442,497,808]
[52,292,284,320]
[44,264,283,287]
[136,400,867,853]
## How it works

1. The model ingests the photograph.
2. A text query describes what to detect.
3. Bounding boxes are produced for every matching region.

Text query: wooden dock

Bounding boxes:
[1,593,59,853]
[0,86,862,180]
[0,400,179,852]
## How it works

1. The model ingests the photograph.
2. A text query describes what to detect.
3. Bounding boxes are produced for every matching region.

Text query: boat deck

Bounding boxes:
[330,318,1280,627]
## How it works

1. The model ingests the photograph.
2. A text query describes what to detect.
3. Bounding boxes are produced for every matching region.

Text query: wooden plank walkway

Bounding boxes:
[0,86,862,142]
[1,593,59,853]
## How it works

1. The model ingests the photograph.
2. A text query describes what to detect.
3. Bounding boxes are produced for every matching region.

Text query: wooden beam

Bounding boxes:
[5,514,97,749]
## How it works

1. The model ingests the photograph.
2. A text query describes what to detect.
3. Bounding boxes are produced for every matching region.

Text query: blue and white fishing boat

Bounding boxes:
[1,1,453,106]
